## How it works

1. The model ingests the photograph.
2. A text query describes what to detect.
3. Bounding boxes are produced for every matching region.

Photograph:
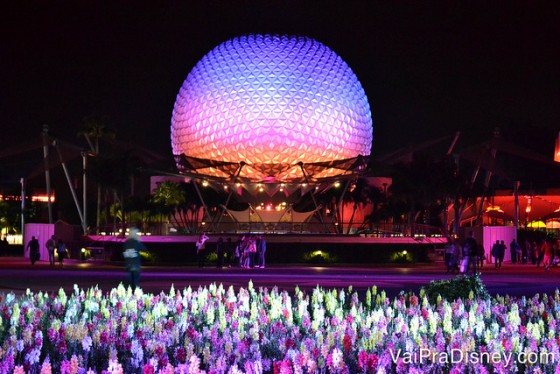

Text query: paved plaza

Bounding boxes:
[1,256,559,299]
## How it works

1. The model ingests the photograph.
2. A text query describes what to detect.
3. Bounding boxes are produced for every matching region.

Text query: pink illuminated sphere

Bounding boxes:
[171,34,372,182]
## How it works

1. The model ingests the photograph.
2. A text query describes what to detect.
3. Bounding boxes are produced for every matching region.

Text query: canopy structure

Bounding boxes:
[452,192,560,229]
[175,154,368,184]
[220,204,320,233]
[173,155,369,233]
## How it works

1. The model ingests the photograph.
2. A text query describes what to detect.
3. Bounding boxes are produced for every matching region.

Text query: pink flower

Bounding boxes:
[174,347,187,363]
[57,340,67,354]
[343,334,352,352]
[60,360,71,374]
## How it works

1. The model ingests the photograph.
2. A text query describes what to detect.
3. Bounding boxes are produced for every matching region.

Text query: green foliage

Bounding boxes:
[139,250,157,263]
[302,250,337,263]
[388,250,414,263]
[151,181,186,208]
[206,252,218,262]
[423,274,490,304]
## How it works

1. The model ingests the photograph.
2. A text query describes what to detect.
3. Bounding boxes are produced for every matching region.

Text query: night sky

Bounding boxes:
[2,1,559,163]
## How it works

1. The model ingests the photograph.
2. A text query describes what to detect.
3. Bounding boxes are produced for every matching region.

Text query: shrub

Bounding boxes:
[423,273,490,304]
[302,249,337,263]
[388,249,414,263]
[206,252,218,262]
[139,250,157,263]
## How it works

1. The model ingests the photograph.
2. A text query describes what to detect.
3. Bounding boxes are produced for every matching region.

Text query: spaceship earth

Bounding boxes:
[171,34,373,182]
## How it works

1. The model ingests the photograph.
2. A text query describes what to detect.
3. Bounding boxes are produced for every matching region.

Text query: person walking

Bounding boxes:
[536,240,545,267]
[235,236,244,267]
[491,240,502,269]
[451,240,461,274]
[45,235,56,265]
[196,232,209,267]
[216,237,224,268]
[257,235,266,269]
[543,240,553,271]
[510,239,519,264]
[56,239,68,267]
[27,236,40,265]
[0,236,8,256]
[522,239,530,264]
[463,231,478,275]
[444,237,455,274]
[244,235,257,268]
[499,240,506,267]
[225,237,233,267]
[476,243,485,269]
[531,241,538,264]
[122,228,146,291]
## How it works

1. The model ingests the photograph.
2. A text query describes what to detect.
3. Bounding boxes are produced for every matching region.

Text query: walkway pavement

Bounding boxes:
[0,256,558,299]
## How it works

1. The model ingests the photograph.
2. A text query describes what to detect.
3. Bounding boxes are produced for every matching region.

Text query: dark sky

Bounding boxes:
[2,1,559,161]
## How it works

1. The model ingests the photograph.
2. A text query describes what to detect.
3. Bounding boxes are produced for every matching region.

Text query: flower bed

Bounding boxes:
[1,282,559,373]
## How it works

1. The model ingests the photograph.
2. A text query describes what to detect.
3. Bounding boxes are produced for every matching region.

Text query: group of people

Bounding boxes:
[490,240,507,268]
[26,235,68,266]
[235,234,266,269]
[525,239,557,270]
[195,233,267,269]
[444,231,482,275]
[445,233,559,274]
[492,238,558,270]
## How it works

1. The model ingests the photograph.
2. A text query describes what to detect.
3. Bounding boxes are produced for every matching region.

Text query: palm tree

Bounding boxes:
[389,151,453,235]
[78,115,116,233]
[150,181,186,234]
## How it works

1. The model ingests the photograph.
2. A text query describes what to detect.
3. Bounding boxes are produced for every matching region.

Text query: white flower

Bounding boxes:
[131,339,144,365]
[26,348,40,365]
[228,365,244,374]
[82,336,93,352]
[331,347,343,368]
[16,339,24,352]
[107,359,124,374]
[188,355,201,373]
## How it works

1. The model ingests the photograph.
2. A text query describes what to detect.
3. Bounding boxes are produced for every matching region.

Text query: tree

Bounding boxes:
[78,115,116,233]
[387,151,463,235]
[150,181,186,234]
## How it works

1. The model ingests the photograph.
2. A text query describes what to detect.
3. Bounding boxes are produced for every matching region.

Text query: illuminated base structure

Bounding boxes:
[171,156,370,234]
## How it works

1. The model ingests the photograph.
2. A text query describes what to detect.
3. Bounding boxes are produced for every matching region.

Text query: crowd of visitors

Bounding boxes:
[195,233,267,269]
[444,233,559,274]
[25,235,69,266]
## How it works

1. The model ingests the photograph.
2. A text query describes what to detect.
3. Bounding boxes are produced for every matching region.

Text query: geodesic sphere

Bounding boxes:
[171,34,372,181]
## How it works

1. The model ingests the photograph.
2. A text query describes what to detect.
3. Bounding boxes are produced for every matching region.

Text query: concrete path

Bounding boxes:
[0,257,558,299]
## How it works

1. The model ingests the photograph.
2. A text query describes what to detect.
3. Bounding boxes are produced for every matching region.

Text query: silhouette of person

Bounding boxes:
[122,228,146,291]
[463,231,478,275]
[0,236,8,256]
[45,235,56,265]
[256,235,267,268]
[27,236,40,265]
[56,239,68,266]
[196,232,209,267]
[216,237,224,268]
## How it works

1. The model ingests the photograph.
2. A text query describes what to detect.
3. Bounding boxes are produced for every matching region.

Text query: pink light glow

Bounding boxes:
[171,34,373,182]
